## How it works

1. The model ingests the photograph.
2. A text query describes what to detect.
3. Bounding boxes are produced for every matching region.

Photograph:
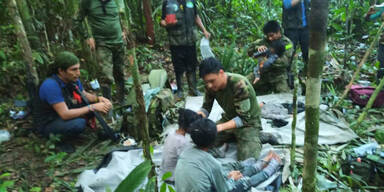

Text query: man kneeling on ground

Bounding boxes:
[33,51,112,150]
[174,118,282,192]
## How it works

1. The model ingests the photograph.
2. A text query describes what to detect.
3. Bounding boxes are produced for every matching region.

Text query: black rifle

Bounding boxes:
[252,49,271,58]
[73,84,120,142]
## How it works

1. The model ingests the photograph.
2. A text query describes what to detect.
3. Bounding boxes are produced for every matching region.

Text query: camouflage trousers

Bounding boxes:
[215,114,262,160]
[96,43,126,101]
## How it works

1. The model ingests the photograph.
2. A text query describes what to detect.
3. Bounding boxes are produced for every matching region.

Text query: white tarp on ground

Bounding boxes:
[185,93,358,146]
[76,93,357,191]
[76,141,288,192]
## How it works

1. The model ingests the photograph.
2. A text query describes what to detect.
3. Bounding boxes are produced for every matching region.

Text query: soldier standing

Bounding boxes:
[160,0,210,98]
[74,0,127,103]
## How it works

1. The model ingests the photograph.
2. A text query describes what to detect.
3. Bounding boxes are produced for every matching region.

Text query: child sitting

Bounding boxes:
[253,39,286,83]
[159,108,202,183]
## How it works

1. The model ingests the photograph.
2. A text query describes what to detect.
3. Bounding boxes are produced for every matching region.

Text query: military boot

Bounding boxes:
[186,72,202,96]
[260,132,278,145]
[175,72,184,98]
[115,80,126,105]
[101,86,112,100]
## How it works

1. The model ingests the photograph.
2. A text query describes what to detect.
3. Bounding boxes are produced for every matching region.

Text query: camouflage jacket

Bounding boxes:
[252,35,294,82]
[73,0,125,45]
[162,0,198,46]
[201,73,261,129]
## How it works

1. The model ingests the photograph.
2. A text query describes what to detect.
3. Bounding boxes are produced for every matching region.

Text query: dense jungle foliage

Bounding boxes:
[0,0,384,191]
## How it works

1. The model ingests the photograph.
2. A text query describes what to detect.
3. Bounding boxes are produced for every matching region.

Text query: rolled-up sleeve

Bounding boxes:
[233,80,253,127]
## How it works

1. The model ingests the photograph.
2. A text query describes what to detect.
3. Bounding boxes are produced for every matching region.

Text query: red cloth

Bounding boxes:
[72,90,82,104]
[349,84,384,107]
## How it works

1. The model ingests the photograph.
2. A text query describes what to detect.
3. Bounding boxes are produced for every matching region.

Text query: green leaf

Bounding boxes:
[160,183,167,192]
[144,177,156,192]
[0,51,6,60]
[148,69,167,88]
[30,187,42,192]
[0,180,14,192]
[0,173,11,178]
[115,160,152,192]
[32,52,44,64]
[168,185,175,192]
[161,171,172,181]
[150,146,154,156]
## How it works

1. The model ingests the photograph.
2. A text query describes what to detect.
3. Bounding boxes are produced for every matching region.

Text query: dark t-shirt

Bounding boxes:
[161,0,198,19]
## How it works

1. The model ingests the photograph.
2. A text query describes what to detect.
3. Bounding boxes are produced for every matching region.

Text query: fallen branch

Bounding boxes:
[64,137,98,164]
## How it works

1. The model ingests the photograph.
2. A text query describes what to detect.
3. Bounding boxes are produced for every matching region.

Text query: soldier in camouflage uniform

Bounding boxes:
[198,57,262,160]
[250,20,294,95]
[160,0,210,98]
[366,6,384,83]
[73,0,127,103]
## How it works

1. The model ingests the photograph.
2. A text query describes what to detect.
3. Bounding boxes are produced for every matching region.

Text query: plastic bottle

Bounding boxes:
[200,37,215,59]
[0,129,10,144]
[353,142,379,156]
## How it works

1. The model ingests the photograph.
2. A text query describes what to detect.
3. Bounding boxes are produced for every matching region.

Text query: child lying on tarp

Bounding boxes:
[173,118,282,192]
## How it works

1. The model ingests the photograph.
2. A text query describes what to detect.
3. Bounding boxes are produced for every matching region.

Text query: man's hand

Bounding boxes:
[197,111,207,118]
[257,45,268,52]
[253,77,260,84]
[92,102,111,114]
[86,38,96,50]
[203,31,211,39]
[228,171,243,181]
[217,124,223,132]
[122,31,127,42]
[98,96,112,107]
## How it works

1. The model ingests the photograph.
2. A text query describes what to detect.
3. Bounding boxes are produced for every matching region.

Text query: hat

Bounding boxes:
[55,51,79,70]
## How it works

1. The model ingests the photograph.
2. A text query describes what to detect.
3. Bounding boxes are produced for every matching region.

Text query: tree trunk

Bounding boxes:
[290,60,298,171]
[127,47,157,190]
[16,0,42,50]
[142,0,155,45]
[8,0,39,99]
[302,0,328,191]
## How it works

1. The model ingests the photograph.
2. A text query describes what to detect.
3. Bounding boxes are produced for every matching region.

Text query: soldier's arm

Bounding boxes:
[160,0,167,27]
[283,0,301,9]
[232,80,253,128]
[194,1,210,39]
[200,89,214,117]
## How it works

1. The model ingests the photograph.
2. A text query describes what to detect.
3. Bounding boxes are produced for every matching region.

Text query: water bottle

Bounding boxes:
[0,129,10,144]
[353,142,379,157]
[200,37,215,59]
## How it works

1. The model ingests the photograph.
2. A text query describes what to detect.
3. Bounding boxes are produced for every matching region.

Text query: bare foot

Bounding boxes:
[263,150,282,164]
[270,151,282,164]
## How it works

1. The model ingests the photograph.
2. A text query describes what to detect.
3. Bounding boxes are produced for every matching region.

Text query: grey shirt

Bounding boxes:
[175,147,229,192]
[159,131,191,181]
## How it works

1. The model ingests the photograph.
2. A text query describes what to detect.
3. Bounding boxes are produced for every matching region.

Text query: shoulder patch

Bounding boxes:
[234,79,250,100]
[285,43,293,50]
